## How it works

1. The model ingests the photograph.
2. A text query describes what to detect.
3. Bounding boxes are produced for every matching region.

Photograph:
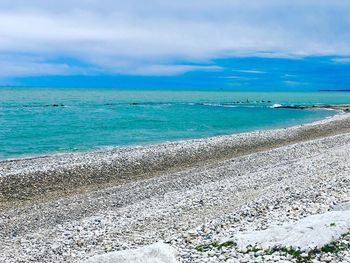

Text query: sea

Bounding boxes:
[1,87,349,160]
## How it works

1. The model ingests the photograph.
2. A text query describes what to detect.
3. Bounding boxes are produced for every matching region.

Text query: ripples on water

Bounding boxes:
[1,88,347,160]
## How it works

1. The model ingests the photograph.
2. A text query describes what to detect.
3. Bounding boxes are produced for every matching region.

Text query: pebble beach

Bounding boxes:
[1,110,350,262]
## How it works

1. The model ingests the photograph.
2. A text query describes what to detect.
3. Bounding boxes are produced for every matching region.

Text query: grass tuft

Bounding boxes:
[195,240,237,252]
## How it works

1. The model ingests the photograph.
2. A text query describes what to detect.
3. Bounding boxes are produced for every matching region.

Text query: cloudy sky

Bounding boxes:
[1,0,350,90]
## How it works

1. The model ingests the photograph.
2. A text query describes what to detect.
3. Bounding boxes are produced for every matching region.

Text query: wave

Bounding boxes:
[0,104,65,108]
[0,100,275,109]
[271,104,283,108]
[127,101,274,108]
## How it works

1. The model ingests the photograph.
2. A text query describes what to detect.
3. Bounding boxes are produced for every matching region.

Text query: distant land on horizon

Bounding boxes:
[320,89,350,92]
[2,85,350,92]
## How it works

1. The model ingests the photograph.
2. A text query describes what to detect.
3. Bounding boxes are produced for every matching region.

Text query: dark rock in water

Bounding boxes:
[267,100,271,103]
[276,105,307,109]
[320,89,350,92]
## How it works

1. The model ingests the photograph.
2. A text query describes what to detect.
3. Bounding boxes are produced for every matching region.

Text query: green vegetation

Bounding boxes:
[320,238,349,254]
[321,241,340,253]
[195,240,237,252]
[280,247,313,263]
[342,231,350,238]
[245,245,264,253]
[276,231,350,263]
[194,231,350,263]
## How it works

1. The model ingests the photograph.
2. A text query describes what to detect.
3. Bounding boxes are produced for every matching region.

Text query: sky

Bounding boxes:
[0,0,350,90]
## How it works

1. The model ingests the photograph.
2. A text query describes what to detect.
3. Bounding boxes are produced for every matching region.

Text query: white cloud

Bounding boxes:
[223,76,244,79]
[332,58,350,63]
[232,70,265,74]
[0,59,90,77]
[0,0,350,76]
[130,65,222,76]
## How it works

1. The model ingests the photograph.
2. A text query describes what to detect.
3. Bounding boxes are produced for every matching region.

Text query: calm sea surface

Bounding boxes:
[1,87,349,160]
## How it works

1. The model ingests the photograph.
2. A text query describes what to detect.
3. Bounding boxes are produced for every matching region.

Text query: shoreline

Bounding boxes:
[0,106,350,262]
[0,104,338,163]
[0,105,345,165]
[1,107,350,208]
[274,103,350,112]
[0,117,350,262]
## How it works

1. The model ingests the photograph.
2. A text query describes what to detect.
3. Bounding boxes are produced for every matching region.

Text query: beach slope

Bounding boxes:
[0,113,350,262]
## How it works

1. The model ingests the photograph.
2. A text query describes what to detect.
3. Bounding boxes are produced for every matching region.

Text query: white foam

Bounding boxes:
[271,103,282,108]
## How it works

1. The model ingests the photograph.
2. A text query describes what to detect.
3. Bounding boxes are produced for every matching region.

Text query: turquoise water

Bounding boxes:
[1,87,349,160]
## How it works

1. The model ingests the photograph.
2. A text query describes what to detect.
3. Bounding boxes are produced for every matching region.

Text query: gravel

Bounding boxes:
[1,111,349,204]
[0,112,350,262]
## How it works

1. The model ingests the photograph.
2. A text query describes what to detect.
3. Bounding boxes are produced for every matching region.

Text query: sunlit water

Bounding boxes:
[1,87,349,160]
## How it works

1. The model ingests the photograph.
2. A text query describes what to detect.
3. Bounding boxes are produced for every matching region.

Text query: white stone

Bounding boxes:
[85,242,178,263]
[235,210,350,250]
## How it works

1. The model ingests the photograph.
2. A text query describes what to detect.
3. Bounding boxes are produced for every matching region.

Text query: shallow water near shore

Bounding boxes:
[2,87,349,160]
